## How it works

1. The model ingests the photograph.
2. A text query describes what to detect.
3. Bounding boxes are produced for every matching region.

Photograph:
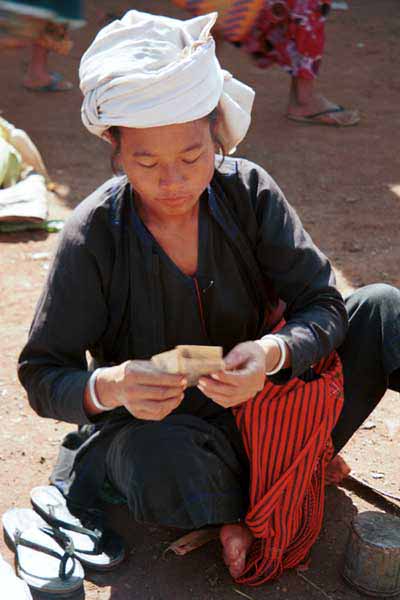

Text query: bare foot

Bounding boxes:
[288,92,336,116]
[325,454,351,485]
[220,523,254,579]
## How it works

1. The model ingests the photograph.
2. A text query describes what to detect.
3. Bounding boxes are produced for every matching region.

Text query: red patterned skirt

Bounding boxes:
[172,0,332,78]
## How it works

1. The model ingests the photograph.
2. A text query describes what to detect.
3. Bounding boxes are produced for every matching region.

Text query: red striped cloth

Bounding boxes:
[233,349,344,585]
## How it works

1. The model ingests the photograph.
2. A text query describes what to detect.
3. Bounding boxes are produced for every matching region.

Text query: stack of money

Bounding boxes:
[151,345,224,386]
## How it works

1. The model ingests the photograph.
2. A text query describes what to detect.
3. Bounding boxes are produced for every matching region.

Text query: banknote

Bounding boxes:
[151,345,224,385]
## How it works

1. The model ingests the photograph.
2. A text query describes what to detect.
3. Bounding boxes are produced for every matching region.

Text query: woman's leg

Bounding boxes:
[105,414,249,530]
[332,283,400,453]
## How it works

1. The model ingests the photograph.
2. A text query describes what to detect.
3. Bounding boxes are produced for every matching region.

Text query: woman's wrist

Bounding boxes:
[89,368,114,411]
[254,335,290,374]
[84,366,120,416]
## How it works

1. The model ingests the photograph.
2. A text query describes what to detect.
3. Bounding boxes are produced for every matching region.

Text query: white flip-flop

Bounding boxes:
[31,485,125,571]
[0,551,33,599]
[2,508,84,598]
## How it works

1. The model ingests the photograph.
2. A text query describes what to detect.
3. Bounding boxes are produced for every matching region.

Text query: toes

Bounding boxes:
[229,554,246,578]
[222,537,240,564]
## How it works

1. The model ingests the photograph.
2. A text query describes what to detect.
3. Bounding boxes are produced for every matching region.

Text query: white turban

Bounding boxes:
[79,10,255,154]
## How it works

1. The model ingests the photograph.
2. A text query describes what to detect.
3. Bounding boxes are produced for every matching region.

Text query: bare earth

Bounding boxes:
[0,1,399,599]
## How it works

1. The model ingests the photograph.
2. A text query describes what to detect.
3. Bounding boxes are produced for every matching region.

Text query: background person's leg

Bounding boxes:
[23,42,50,88]
[106,414,249,530]
[332,283,400,453]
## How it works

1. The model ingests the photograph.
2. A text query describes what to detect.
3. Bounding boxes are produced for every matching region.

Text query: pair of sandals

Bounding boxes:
[2,485,124,599]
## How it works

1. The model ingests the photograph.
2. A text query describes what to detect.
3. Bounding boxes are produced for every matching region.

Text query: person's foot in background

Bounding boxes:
[23,43,72,91]
[287,78,360,126]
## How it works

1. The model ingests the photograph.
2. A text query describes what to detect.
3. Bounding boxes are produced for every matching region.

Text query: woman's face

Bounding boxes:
[117,118,216,220]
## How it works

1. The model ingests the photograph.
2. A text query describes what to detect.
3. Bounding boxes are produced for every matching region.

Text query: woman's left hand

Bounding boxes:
[197,341,268,408]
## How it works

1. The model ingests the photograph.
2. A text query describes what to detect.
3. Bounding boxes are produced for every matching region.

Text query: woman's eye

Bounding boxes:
[182,155,201,165]
[137,162,158,169]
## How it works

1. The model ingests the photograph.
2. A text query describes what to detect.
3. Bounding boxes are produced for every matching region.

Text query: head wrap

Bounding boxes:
[79,10,255,154]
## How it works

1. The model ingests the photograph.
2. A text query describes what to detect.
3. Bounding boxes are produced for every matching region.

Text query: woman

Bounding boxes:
[18,10,400,585]
[173,0,359,126]
[0,0,84,91]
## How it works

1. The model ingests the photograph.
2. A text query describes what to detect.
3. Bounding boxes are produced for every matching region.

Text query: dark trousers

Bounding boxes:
[333,283,400,451]
[106,284,400,529]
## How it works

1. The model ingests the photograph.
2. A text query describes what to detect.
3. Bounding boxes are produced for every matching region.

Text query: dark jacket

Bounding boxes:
[18,157,348,425]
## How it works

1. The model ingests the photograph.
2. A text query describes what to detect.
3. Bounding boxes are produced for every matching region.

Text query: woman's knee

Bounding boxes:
[107,420,221,495]
[346,283,400,321]
[106,420,245,527]
[107,422,188,481]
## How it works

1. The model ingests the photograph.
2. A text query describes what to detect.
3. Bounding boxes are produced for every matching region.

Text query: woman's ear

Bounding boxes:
[103,128,116,147]
[106,127,124,175]
[209,108,225,156]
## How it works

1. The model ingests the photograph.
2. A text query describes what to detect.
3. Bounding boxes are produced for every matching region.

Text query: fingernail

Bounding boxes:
[198,383,205,391]
[211,373,220,380]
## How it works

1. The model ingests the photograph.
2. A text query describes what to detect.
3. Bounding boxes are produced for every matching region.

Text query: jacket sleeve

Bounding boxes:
[18,206,111,424]
[251,165,348,377]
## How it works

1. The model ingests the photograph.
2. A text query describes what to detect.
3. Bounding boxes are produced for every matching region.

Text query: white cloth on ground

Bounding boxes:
[79,10,254,154]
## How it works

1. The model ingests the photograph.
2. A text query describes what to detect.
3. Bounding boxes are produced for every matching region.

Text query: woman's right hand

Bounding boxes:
[87,360,187,420]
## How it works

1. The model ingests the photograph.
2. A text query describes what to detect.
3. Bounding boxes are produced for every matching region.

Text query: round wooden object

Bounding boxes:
[342,511,400,597]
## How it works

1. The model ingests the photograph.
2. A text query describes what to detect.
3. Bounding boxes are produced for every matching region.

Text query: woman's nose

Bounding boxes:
[159,164,185,188]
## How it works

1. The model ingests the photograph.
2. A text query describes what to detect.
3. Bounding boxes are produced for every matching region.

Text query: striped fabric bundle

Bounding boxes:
[172,0,265,42]
[233,349,344,585]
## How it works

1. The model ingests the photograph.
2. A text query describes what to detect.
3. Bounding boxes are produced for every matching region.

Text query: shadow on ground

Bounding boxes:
[80,486,363,600]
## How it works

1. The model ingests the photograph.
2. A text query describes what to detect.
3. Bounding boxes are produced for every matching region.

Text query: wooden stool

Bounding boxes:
[342,511,400,597]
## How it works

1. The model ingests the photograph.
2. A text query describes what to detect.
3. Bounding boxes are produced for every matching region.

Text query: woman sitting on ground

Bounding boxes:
[18,10,400,585]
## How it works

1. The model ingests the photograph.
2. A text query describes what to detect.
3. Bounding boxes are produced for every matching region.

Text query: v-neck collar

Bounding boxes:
[129,187,210,282]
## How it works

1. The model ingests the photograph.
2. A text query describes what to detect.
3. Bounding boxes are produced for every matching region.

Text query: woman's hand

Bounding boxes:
[87,360,187,420]
[197,339,284,408]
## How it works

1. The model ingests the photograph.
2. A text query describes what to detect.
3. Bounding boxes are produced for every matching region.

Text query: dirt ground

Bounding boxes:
[0,1,400,599]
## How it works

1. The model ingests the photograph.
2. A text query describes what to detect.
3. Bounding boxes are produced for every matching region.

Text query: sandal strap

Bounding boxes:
[47,505,103,554]
[14,528,76,581]
[303,105,345,119]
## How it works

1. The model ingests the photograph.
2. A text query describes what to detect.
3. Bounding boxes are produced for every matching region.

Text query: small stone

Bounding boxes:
[371,472,384,479]
[30,252,50,260]
[360,420,376,430]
